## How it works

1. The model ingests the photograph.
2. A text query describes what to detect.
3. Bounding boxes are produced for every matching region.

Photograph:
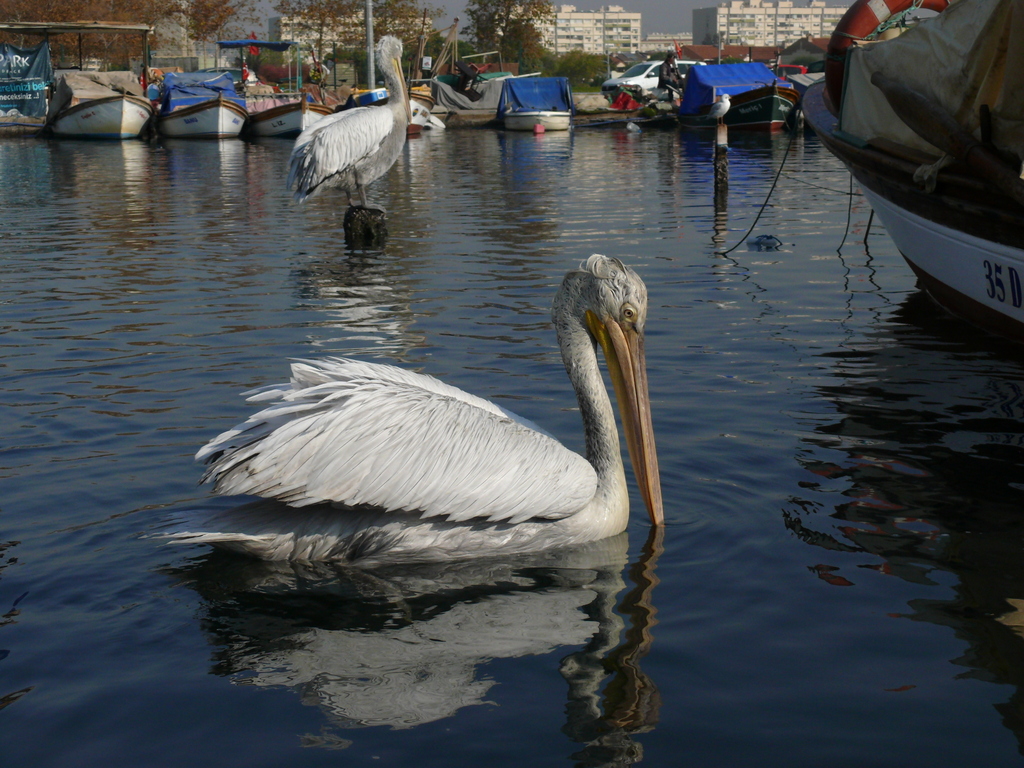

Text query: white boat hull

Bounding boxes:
[408,99,431,135]
[248,100,332,138]
[504,110,571,131]
[158,96,247,139]
[51,95,153,139]
[862,186,1024,335]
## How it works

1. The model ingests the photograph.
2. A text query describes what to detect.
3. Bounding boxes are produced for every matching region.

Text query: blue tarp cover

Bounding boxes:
[678,62,792,115]
[217,39,296,51]
[497,77,574,117]
[160,72,244,113]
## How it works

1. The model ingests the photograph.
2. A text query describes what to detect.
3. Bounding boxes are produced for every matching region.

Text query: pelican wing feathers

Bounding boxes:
[197,358,597,525]
[287,107,395,202]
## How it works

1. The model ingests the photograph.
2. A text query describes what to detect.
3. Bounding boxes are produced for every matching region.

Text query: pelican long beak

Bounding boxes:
[586,311,664,526]
[394,57,413,123]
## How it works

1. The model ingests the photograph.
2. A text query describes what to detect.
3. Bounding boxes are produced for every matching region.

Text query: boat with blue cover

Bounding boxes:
[157,72,248,139]
[677,62,797,131]
[498,77,574,131]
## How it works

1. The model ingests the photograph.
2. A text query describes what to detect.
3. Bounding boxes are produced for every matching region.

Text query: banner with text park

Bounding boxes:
[0,42,53,118]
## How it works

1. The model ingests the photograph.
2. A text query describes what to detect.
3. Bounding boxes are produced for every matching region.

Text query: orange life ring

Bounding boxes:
[825,0,950,106]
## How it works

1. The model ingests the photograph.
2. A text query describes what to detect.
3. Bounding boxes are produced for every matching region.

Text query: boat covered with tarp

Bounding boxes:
[46,70,153,139]
[497,77,574,131]
[804,0,1024,343]
[157,71,247,138]
[677,62,797,131]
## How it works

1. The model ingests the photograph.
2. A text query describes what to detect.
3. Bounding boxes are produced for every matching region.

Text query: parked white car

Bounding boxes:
[600,60,702,94]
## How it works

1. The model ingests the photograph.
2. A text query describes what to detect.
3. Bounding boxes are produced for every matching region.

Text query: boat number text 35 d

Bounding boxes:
[984,260,1023,308]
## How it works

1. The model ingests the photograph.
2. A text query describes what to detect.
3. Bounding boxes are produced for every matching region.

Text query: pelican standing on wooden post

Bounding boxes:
[170,256,664,564]
[287,36,411,243]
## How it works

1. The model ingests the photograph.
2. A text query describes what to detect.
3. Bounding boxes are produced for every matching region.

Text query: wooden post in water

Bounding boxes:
[344,207,388,248]
[713,122,728,211]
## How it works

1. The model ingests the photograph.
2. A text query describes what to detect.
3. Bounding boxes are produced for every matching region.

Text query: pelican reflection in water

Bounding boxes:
[170,255,663,564]
[166,527,664,759]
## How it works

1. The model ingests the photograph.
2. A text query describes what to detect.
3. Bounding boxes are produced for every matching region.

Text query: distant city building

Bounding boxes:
[641,32,692,53]
[693,0,846,48]
[269,15,356,50]
[539,5,642,55]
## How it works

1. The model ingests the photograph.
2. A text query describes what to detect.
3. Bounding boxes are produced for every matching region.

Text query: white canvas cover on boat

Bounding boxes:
[46,71,145,120]
[839,0,1024,164]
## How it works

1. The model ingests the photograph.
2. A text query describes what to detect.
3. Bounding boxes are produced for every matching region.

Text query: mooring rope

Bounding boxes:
[718,125,799,255]
[836,171,856,254]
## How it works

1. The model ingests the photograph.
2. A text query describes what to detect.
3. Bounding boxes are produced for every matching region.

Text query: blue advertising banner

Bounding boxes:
[0,42,53,118]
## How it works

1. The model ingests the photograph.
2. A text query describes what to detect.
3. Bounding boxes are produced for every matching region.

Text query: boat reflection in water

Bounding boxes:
[785,290,1024,745]
[165,527,663,760]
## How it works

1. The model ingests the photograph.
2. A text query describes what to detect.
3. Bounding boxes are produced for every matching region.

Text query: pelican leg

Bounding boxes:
[356,185,386,214]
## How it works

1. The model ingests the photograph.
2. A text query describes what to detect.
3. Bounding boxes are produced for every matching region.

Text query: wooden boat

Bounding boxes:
[247,97,332,138]
[46,71,153,139]
[804,0,1024,343]
[215,38,334,138]
[157,72,247,139]
[677,63,798,131]
[498,77,574,132]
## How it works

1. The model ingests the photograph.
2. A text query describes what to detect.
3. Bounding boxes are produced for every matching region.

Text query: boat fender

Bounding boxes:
[825,0,951,106]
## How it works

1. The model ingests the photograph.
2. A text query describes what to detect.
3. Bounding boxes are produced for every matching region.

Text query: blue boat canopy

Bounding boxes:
[497,77,575,118]
[160,72,245,112]
[679,62,792,115]
[217,39,296,51]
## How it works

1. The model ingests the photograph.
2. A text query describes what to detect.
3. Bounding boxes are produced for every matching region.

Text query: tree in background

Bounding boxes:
[168,0,257,68]
[550,49,605,87]
[274,0,439,87]
[273,0,363,66]
[372,0,440,44]
[465,0,552,70]
[0,0,177,68]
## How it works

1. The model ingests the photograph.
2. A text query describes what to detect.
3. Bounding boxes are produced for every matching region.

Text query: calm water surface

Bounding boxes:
[3,126,1024,766]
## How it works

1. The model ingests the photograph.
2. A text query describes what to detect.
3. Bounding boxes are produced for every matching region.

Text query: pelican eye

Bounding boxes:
[621,304,637,323]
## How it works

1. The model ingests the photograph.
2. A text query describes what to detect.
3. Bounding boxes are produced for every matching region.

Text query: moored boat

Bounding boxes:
[157,72,247,139]
[504,110,572,131]
[498,77,574,131]
[247,97,333,138]
[407,86,435,135]
[804,0,1024,343]
[677,63,797,131]
[215,38,334,139]
[46,71,153,139]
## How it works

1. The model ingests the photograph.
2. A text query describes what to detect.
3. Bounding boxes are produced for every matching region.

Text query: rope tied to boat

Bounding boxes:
[833,0,925,42]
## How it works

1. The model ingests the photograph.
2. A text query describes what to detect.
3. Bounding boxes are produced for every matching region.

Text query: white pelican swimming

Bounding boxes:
[287,35,411,209]
[173,255,663,563]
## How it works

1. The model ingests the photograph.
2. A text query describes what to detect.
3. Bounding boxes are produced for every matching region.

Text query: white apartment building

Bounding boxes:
[269,15,358,50]
[539,5,642,55]
[693,0,846,47]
